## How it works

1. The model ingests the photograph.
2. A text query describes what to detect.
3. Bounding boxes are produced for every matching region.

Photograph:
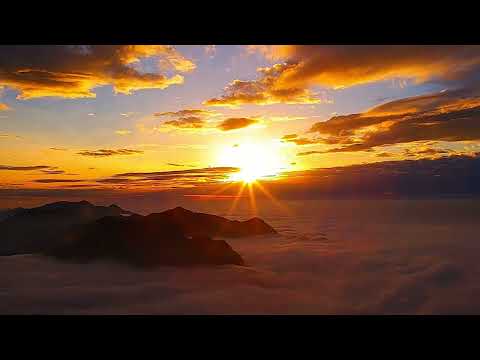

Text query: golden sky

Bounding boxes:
[1,45,480,201]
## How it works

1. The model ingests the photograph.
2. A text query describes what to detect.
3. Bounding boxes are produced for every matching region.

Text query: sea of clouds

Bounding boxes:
[1,199,479,314]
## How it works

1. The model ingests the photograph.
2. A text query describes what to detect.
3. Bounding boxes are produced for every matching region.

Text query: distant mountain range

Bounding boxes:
[0,201,277,267]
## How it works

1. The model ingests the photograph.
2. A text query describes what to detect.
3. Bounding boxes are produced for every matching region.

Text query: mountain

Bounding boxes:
[0,201,276,268]
[0,200,135,255]
[153,207,277,238]
[46,214,244,268]
[0,207,25,222]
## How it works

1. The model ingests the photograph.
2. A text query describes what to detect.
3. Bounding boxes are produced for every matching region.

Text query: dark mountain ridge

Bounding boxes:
[47,214,245,267]
[152,206,277,238]
[0,201,135,255]
[0,201,277,267]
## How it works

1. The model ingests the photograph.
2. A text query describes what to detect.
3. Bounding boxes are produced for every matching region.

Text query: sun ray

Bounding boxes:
[253,180,292,215]
[227,181,247,216]
[247,182,258,216]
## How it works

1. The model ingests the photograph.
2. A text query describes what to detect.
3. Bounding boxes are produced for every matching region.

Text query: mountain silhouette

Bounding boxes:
[0,201,278,267]
[154,207,277,238]
[0,200,134,255]
[47,214,245,268]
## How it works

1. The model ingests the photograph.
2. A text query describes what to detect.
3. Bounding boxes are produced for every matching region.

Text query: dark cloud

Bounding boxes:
[217,117,258,131]
[297,151,323,157]
[49,147,68,151]
[77,149,144,157]
[96,167,240,189]
[154,109,216,117]
[115,167,238,178]
[376,152,393,158]
[274,153,480,199]
[41,170,66,174]
[0,45,194,99]
[0,165,53,171]
[34,179,85,183]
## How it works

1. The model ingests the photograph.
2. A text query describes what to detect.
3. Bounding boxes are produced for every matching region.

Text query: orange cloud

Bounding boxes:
[281,133,319,145]
[164,117,206,129]
[216,117,259,131]
[208,45,480,107]
[0,103,9,111]
[249,45,480,90]
[0,45,195,99]
[204,63,321,107]
[308,87,480,153]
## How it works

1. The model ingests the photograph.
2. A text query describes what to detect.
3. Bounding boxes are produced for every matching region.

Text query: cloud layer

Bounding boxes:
[1,198,479,314]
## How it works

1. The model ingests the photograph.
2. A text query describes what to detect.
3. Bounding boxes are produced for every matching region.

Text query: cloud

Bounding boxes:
[40,170,66,174]
[1,197,479,314]
[216,117,259,131]
[204,63,322,107]
[376,152,393,158]
[249,45,480,90]
[77,149,144,157]
[49,147,68,151]
[114,167,238,178]
[0,165,53,171]
[98,167,240,189]
[154,109,217,117]
[281,134,319,146]
[164,117,206,129]
[149,109,260,133]
[297,151,322,157]
[167,163,193,167]
[149,108,222,132]
[34,179,85,183]
[0,45,195,99]
[206,45,480,108]
[308,87,480,153]
[0,103,9,111]
[115,130,132,135]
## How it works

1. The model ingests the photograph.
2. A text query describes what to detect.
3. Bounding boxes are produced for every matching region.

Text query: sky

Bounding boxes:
[1,45,480,207]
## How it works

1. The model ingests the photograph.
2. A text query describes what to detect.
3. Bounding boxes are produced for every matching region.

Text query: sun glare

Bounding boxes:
[218,142,287,184]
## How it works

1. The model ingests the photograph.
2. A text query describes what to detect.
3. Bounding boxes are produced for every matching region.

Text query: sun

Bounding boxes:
[217,142,287,184]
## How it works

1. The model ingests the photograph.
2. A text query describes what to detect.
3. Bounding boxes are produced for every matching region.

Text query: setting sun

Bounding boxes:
[217,142,288,183]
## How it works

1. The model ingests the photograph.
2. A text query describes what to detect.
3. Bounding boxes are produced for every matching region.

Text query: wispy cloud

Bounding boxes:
[34,179,85,183]
[77,149,144,157]
[0,165,54,171]
[115,130,132,136]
